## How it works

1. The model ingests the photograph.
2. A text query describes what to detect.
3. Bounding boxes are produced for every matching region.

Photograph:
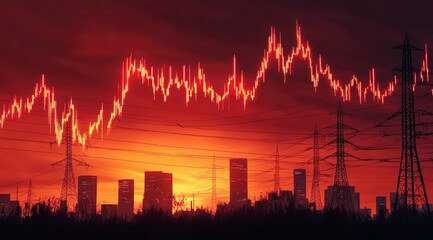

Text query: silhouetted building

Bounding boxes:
[0,194,9,207]
[324,185,360,212]
[0,194,19,217]
[0,194,10,217]
[77,175,97,216]
[294,169,307,208]
[268,190,293,203]
[280,190,293,201]
[8,200,20,217]
[375,196,387,219]
[118,179,134,218]
[101,204,117,219]
[390,192,396,212]
[390,192,405,212]
[359,208,371,219]
[143,171,173,213]
[355,191,360,210]
[229,158,248,208]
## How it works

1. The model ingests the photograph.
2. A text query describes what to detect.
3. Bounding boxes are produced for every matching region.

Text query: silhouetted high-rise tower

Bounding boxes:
[310,124,322,210]
[393,34,430,214]
[274,145,280,195]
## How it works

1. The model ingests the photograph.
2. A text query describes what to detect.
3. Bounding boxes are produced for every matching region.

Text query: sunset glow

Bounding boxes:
[1,1,433,219]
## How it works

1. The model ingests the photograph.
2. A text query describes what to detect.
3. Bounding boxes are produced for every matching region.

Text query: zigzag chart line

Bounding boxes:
[0,22,430,149]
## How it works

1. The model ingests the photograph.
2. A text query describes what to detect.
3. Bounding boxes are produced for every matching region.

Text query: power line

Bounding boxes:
[0,167,63,190]
[112,126,303,144]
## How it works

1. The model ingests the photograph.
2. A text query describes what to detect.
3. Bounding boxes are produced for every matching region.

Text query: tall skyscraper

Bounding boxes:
[143,171,173,213]
[77,175,97,216]
[376,196,387,218]
[118,179,134,218]
[294,169,307,208]
[230,158,248,208]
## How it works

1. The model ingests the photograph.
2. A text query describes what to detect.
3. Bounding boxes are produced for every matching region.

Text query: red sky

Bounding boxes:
[1,0,433,215]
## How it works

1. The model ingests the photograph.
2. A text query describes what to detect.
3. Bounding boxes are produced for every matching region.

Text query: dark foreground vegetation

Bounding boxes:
[0,201,432,240]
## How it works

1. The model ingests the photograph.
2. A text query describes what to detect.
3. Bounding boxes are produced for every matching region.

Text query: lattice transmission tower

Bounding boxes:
[324,102,358,212]
[51,113,89,212]
[393,34,430,215]
[310,123,322,210]
[211,155,217,212]
[274,145,280,195]
[24,180,33,217]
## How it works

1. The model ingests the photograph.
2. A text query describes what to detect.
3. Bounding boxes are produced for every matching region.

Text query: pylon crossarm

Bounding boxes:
[322,139,337,148]
[342,139,362,150]
[342,125,359,133]
[386,109,402,121]
[415,109,433,116]
[51,158,67,168]
[343,153,362,160]
[322,153,337,161]
[72,158,91,168]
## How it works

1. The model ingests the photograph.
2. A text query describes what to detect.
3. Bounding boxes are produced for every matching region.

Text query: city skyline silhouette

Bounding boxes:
[1,3,433,237]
